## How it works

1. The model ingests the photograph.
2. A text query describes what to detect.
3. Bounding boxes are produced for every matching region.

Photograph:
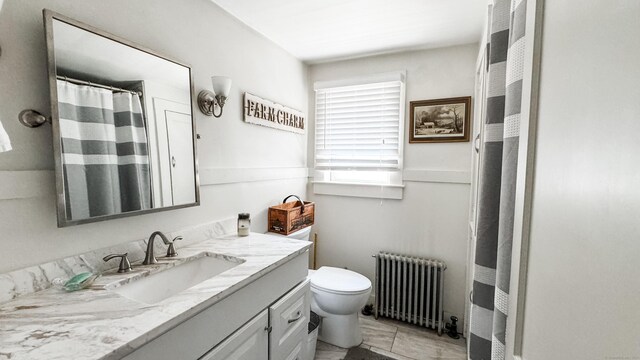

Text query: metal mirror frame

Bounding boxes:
[43,9,200,228]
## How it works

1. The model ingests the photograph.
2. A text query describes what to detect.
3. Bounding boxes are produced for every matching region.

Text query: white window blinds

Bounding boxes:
[315,79,404,172]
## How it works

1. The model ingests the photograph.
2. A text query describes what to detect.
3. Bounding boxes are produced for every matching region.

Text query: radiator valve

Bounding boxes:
[447,316,460,339]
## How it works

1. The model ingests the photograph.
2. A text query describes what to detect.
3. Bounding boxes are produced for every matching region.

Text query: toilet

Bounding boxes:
[308,266,371,348]
[269,227,372,349]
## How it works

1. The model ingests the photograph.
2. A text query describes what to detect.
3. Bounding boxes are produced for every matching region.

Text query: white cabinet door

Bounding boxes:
[283,341,304,360]
[200,310,269,360]
[269,280,310,360]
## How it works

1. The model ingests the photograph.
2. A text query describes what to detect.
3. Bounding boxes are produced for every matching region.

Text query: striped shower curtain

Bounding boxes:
[57,80,151,220]
[469,0,527,359]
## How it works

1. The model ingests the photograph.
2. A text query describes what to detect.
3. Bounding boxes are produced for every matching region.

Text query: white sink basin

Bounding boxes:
[111,254,243,304]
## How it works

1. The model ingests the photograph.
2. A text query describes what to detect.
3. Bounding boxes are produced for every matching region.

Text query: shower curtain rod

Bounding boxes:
[56,75,142,96]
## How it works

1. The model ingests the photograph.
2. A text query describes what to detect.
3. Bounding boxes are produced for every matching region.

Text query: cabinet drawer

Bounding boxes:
[200,310,268,360]
[269,279,310,360]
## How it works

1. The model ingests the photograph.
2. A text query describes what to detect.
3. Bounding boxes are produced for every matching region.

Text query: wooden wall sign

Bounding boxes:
[243,92,305,134]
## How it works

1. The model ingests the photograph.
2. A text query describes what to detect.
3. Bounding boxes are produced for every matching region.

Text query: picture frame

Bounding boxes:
[409,96,471,143]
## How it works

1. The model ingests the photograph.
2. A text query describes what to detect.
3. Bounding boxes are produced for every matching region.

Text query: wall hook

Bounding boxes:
[18,110,50,128]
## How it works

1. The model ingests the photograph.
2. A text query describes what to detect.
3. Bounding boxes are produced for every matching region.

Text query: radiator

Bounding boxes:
[374,252,447,335]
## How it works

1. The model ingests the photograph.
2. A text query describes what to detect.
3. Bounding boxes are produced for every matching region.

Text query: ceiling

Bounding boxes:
[211,0,486,63]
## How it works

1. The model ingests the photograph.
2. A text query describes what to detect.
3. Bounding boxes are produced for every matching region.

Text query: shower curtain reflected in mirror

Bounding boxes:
[57,80,151,220]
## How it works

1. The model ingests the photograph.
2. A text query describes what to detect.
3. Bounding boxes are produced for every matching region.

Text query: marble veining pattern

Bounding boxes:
[0,220,310,360]
[0,217,237,304]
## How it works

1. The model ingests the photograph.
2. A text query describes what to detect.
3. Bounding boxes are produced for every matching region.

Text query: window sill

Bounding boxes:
[312,181,404,200]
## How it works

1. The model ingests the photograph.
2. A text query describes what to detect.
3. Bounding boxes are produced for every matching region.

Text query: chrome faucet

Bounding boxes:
[143,231,182,265]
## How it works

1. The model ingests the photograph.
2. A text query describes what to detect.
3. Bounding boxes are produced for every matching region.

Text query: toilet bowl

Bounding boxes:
[267,227,372,349]
[309,266,371,348]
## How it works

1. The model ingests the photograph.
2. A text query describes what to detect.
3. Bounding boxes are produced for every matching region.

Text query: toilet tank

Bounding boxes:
[268,227,312,241]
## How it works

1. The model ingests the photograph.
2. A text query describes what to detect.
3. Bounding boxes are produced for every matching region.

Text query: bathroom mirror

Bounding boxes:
[44,10,199,227]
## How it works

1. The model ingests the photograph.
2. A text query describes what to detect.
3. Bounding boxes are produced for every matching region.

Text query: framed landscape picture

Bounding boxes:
[409,96,471,143]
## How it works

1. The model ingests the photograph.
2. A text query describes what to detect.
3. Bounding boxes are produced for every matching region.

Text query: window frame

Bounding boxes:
[312,71,406,199]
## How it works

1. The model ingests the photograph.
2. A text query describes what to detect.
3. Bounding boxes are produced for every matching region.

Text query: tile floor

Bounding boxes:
[314,315,466,360]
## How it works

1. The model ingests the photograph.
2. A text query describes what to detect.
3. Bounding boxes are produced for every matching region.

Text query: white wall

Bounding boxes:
[307,45,478,327]
[0,0,308,273]
[520,1,640,359]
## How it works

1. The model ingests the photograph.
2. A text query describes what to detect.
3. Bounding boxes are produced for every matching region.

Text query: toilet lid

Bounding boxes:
[310,266,371,294]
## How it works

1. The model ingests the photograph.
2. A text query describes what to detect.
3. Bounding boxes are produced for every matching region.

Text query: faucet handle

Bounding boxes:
[103,253,132,273]
[166,236,183,257]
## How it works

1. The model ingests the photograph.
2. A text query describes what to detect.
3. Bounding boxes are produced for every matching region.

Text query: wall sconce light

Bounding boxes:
[197,76,232,118]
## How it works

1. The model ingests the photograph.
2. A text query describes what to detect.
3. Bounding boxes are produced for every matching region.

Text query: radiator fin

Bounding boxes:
[374,252,446,335]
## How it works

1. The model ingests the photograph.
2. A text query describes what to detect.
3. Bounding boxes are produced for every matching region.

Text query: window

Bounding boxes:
[313,72,405,198]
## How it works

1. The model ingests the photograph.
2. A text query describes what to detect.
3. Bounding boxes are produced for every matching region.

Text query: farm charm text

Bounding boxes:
[243,92,305,134]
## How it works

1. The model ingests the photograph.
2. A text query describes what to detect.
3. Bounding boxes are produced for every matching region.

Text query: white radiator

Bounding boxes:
[374,252,447,335]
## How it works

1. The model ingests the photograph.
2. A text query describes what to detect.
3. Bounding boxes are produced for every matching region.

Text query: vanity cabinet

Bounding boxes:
[122,252,309,360]
[200,310,269,360]
[201,279,310,360]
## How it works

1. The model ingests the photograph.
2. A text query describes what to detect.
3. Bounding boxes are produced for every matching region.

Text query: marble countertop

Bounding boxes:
[0,233,311,360]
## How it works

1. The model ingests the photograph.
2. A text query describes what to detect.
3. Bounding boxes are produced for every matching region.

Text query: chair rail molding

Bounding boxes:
[0,170,54,200]
[306,168,471,185]
[199,167,308,185]
[0,167,467,201]
[0,167,310,201]
[403,169,471,184]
